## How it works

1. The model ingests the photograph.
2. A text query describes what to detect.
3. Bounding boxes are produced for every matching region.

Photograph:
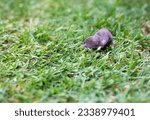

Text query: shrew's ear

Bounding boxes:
[93,35,99,45]
[93,37,99,45]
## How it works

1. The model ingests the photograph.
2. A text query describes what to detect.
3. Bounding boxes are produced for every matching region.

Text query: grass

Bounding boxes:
[0,0,150,102]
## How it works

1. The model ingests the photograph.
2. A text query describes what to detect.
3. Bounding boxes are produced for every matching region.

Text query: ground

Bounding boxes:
[0,0,150,102]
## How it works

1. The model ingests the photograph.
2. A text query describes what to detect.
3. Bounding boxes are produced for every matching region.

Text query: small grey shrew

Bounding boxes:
[81,28,114,50]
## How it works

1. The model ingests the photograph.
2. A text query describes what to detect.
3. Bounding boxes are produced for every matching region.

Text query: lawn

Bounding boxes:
[0,0,150,102]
